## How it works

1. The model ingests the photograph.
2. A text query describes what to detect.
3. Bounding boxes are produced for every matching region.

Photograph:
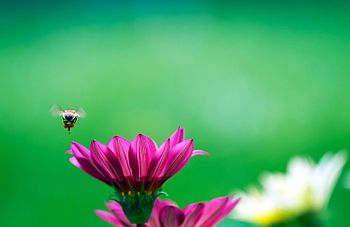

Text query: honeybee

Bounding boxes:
[51,105,86,134]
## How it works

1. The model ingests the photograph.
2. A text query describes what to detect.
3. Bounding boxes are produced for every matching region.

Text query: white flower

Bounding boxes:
[232,151,347,226]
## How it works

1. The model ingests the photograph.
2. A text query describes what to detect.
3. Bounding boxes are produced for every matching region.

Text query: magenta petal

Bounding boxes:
[90,141,116,181]
[71,143,110,184]
[169,127,185,148]
[108,136,133,178]
[106,202,135,227]
[95,210,120,226]
[69,157,81,168]
[162,140,194,180]
[69,156,108,184]
[147,139,171,181]
[66,150,73,154]
[196,196,239,227]
[182,203,205,226]
[71,142,91,159]
[145,199,175,227]
[129,134,157,181]
[90,140,125,187]
[96,201,135,227]
[152,199,178,216]
[159,206,184,227]
[192,150,209,157]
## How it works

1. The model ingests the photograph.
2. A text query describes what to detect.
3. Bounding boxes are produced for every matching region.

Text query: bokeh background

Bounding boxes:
[1,1,350,226]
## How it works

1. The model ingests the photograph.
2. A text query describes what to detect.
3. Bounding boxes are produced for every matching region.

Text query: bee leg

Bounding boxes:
[70,123,75,128]
[68,127,71,135]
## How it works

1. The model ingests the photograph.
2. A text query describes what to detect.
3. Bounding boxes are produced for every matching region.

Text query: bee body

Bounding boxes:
[51,105,86,134]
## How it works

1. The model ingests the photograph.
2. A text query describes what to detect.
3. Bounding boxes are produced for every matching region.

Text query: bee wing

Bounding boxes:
[76,107,87,118]
[50,104,64,117]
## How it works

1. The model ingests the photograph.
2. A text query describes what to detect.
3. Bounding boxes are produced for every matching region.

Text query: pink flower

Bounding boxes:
[96,196,240,227]
[68,127,208,224]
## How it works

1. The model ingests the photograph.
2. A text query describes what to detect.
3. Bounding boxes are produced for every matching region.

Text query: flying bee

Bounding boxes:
[51,105,86,134]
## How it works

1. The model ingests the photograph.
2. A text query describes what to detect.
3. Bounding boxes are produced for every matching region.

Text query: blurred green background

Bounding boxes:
[1,1,350,226]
